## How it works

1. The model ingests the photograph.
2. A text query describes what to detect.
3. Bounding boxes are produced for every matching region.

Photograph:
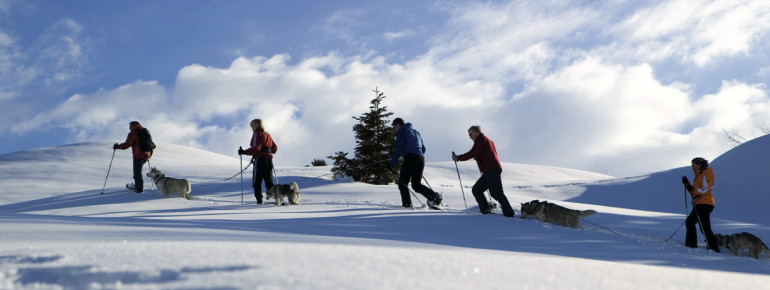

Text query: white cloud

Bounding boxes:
[694,81,769,131]
[426,1,601,82]
[498,57,688,172]
[5,0,770,176]
[0,16,88,133]
[383,30,414,42]
[0,25,29,101]
[611,0,770,66]
[496,58,770,175]
[11,80,166,135]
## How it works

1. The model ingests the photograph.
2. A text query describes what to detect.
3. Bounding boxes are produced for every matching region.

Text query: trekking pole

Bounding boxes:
[693,201,706,236]
[252,157,260,202]
[145,159,156,190]
[239,147,244,205]
[422,176,434,191]
[388,169,425,207]
[100,149,117,194]
[683,184,689,215]
[452,152,469,213]
[664,186,690,242]
[478,171,497,209]
[686,180,712,249]
[273,167,279,185]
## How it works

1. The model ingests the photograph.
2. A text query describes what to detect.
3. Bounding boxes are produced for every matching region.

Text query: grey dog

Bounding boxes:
[520,199,597,228]
[266,181,300,206]
[715,232,770,259]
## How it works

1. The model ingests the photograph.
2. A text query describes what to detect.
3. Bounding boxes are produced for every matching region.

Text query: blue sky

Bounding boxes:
[2,0,770,176]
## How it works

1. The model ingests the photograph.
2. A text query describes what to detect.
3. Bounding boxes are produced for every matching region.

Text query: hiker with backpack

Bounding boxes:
[114,121,155,193]
[452,125,515,217]
[238,119,278,204]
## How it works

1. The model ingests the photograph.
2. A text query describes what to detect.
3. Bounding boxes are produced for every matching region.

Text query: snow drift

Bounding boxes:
[1,137,770,289]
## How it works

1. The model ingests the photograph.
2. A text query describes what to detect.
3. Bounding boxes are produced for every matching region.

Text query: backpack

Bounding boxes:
[136,128,153,152]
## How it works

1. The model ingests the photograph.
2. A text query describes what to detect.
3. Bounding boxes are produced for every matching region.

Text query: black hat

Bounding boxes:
[691,157,709,170]
[392,118,404,126]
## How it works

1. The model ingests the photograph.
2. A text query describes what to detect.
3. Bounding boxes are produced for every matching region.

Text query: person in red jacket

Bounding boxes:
[452,125,514,217]
[114,121,156,193]
[681,157,720,252]
[238,119,278,204]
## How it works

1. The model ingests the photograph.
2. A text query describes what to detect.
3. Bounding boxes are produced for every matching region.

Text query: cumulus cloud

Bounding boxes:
[5,0,770,176]
[11,81,167,136]
[610,0,770,66]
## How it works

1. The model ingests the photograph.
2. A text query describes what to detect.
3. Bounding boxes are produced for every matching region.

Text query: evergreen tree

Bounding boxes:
[310,158,327,167]
[328,88,396,184]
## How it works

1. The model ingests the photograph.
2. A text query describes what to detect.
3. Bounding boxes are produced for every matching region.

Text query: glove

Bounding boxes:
[238,148,246,155]
[681,176,693,192]
[113,143,119,150]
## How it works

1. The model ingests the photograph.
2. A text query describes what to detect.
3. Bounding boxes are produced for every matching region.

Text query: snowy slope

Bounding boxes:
[567,134,770,225]
[1,141,770,289]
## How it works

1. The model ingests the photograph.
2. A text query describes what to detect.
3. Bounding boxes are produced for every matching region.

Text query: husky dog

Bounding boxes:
[266,181,300,206]
[715,232,770,259]
[146,167,192,200]
[520,199,597,228]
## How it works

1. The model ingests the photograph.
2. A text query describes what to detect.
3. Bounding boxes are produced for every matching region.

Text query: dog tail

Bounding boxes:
[578,209,597,217]
[183,180,192,200]
[289,181,300,205]
[763,242,770,258]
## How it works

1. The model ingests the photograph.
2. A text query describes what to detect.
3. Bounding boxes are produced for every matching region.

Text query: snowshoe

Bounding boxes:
[426,193,443,210]
[126,183,142,193]
[426,200,443,210]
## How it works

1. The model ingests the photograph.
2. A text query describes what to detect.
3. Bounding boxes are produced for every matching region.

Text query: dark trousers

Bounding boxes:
[472,169,515,217]
[253,157,275,202]
[685,204,719,251]
[132,158,147,192]
[398,154,439,206]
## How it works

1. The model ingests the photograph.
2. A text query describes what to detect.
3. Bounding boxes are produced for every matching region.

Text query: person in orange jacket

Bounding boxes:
[681,157,720,252]
[114,121,156,193]
[238,119,278,204]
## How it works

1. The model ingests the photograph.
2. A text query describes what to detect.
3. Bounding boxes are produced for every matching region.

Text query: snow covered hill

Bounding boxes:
[568,134,770,225]
[1,140,770,289]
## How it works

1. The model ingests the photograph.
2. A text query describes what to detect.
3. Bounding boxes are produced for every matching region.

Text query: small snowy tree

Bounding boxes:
[328,88,396,184]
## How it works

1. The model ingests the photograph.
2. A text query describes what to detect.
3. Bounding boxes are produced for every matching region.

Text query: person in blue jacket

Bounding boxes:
[389,118,442,208]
